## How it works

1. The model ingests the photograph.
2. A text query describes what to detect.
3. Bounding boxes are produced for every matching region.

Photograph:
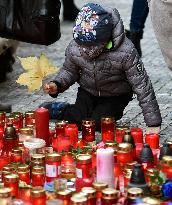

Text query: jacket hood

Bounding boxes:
[106,7,125,50]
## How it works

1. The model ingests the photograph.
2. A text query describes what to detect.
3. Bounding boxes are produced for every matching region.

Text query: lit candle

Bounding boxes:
[25,111,35,126]
[31,166,45,187]
[31,187,46,205]
[4,174,19,197]
[65,124,78,146]
[0,121,5,140]
[35,107,49,146]
[145,133,159,149]
[17,164,30,185]
[82,119,95,142]
[97,148,114,188]
[18,187,31,202]
[11,148,23,163]
[130,128,143,143]
[101,117,115,142]
[0,187,12,205]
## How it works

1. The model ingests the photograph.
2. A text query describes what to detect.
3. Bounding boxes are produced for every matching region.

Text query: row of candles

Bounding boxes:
[0,108,172,204]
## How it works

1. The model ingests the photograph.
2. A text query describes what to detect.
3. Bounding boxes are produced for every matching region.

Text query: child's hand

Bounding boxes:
[43,82,58,95]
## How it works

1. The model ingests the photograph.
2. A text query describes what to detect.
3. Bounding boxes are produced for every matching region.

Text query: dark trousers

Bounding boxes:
[130,0,149,33]
[62,87,133,131]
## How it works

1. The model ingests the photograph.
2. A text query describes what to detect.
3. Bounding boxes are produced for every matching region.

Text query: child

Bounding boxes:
[41,3,162,132]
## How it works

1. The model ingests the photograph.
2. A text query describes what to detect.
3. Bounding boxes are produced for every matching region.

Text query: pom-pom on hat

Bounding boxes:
[73,3,113,45]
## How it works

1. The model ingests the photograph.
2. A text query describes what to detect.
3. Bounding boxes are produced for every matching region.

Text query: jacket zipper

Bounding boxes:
[93,60,100,96]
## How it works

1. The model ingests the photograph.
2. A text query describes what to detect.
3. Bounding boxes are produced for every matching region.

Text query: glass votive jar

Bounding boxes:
[145,168,159,184]
[101,188,119,205]
[130,127,143,143]
[127,187,143,204]
[60,163,76,180]
[31,166,45,187]
[0,187,12,205]
[25,111,35,126]
[2,165,16,182]
[12,112,23,129]
[18,187,31,202]
[54,178,67,192]
[56,189,72,205]
[115,127,128,143]
[81,187,96,205]
[55,120,67,136]
[145,133,159,149]
[82,119,95,142]
[0,112,6,122]
[76,154,92,179]
[17,164,30,185]
[31,154,45,169]
[117,143,133,165]
[92,182,108,199]
[70,195,88,205]
[142,197,161,205]
[31,187,46,205]
[19,128,33,142]
[4,174,19,197]
[65,124,78,146]
[45,153,61,182]
[0,121,5,140]
[161,156,172,179]
[101,117,115,142]
[11,148,23,163]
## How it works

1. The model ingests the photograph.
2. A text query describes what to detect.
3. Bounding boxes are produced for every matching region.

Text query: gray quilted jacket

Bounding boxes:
[54,8,162,127]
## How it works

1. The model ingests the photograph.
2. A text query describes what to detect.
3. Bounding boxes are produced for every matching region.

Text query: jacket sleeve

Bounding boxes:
[53,44,80,93]
[123,48,162,127]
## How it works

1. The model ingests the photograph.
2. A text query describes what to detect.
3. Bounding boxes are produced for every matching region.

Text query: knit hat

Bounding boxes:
[73,3,113,45]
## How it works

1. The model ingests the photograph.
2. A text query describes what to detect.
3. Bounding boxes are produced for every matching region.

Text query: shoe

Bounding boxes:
[0,103,12,113]
[125,29,143,57]
[39,101,69,119]
[62,0,79,21]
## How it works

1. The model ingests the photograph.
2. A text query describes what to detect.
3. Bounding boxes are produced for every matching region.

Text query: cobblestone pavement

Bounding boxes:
[0,0,171,143]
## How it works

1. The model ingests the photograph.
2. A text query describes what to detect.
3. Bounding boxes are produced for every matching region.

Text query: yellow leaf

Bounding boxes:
[18,56,38,71]
[16,54,59,92]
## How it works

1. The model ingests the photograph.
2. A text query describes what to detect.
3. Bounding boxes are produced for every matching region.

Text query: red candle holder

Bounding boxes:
[74,139,86,149]
[31,154,45,169]
[12,112,24,129]
[81,187,96,205]
[56,120,67,136]
[117,143,133,165]
[130,127,143,143]
[56,189,72,205]
[0,121,5,140]
[101,188,119,205]
[115,127,127,143]
[31,187,46,205]
[145,133,159,149]
[82,119,95,142]
[92,182,108,200]
[45,153,61,182]
[101,117,115,142]
[11,148,23,163]
[18,187,31,202]
[17,164,30,185]
[0,111,6,122]
[4,174,19,197]
[31,166,45,187]
[65,124,78,146]
[161,156,172,178]
[25,111,35,126]
[52,134,71,152]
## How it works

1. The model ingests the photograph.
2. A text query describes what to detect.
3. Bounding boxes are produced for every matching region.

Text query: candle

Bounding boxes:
[101,188,119,205]
[32,166,45,187]
[17,164,30,185]
[117,143,133,165]
[11,148,23,163]
[0,112,5,122]
[161,156,172,178]
[145,133,159,149]
[81,187,96,205]
[82,119,95,142]
[56,189,72,205]
[130,127,143,143]
[4,174,19,197]
[45,153,61,182]
[35,107,49,146]
[65,124,78,146]
[31,187,46,205]
[25,111,35,126]
[101,117,115,142]
[70,195,87,205]
[0,121,4,140]
[56,120,67,136]
[0,187,12,205]
[18,187,31,202]
[92,182,108,200]
[97,148,114,188]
